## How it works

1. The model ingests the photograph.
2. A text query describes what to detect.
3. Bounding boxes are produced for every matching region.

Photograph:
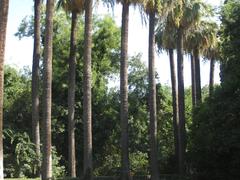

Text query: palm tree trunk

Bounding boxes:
[191,53,197,107]
[0,0,9,179]
[42,0,54,179]
[148,10,160,180]
[32,0,41,176]
[120,1,130,179]
[83,0,93,179]
[169,48,179,171]
[177,27,186,175]
[68,11,78,178]
[209,58,215,97]
[193,48,201,105]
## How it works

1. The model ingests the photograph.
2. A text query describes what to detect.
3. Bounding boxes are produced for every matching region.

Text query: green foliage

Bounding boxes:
[3,128,65,178]
[3,129,39,178]
[220,0,240,92]
[52,147,66,178]
[9,6,196,179]
[189,1,240,179]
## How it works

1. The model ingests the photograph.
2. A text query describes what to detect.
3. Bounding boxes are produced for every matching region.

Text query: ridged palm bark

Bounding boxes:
[176,26,186,175]
[190,53,197,107]
[0,0,9,179]
[209,58,215,97]
[168,48,179,165]
[56,0,84,176]
[83,0,93,179]
[120,1,130,179]
[148,9,160,180]
[42,0,54,179]
[32,0,41,176]
[68,11,78,177]
[193,48,202,105]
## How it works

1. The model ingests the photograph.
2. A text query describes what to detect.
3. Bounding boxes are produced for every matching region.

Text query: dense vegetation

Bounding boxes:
[190,1,240,179]
[0,0,240,179]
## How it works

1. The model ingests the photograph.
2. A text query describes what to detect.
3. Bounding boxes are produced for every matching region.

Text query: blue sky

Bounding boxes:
[5,0,221,87]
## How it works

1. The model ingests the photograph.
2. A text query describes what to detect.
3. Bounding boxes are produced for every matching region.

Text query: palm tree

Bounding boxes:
[0,0,9,178]
[118,0,130,178]
[83,0,93,179]
[57,0,84,177]
[187,20,218,104]
[32,0,42,176]
[173,0,203,174]
[203,40,219,97]
[155,19,179,172]
[144,0,175,178]
[148,4,159,179]
[176,21,186,176]
[116,0,144,178]
[42,0,55,179]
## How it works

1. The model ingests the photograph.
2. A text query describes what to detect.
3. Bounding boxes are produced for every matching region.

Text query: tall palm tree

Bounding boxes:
[144,0,175,178]
[187,20,218,104]
[32,0,42,176]
[42,0,55,179]
[57,0,84,177]
[67,8,78,178]
[83,0,93,179]
[116,0,144,178]
[173,0,203,174]
[118,0,130,178]
[155,18,179,170]
[176,21,186,176]
[148,5,159,179]
[0,0,9,179]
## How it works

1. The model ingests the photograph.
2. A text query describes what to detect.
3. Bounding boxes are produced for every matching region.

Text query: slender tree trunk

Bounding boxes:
[148,10,160,180]
[42,0,54,179]
[191,53,197,107]
[209,58,215,97]
[169,49,179,170]
[32,0,41,176]
[120,1,130,180]
[83,0,93,179]
[177,27,186,175]
[193,48,201,105]
[68,11,78,178]
[0,0,9,179]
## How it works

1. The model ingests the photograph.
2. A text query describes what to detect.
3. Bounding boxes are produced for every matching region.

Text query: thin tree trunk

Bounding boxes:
[177,27,186,175]
[209,58,215,97]
[191,53,197,107]
[0,0,9,179]
[42,0,54,179]
[68,11,78,178]
[193,48,201,105]
[83,0,93,179]
[148,10,160,180]
[169,49,179,171]
[32,0,41,176]
[120,1,130,180]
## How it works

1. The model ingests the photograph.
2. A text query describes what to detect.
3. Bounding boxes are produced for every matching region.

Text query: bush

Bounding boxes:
[3,129,65,178]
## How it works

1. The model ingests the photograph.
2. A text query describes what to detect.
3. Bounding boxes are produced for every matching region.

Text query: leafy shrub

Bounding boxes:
[3,129,65,178]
